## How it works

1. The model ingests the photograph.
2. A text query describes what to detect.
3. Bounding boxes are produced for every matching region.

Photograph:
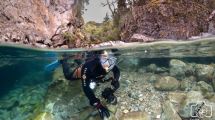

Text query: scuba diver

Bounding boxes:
[60,50,120,119]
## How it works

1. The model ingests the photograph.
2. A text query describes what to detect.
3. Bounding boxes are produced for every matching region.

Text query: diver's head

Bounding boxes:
[100,50,117,72]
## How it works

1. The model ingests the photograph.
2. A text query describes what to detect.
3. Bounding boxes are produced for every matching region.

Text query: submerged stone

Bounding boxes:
[146,64,168,74]
[192,81,214,93]
[184,63,196,76]
[167,92,187,105]
[170,59,186,80]
[180,76,196,91]
[161,100,182,120]
[154,76,179,91]
[178,91,205,118]
[195,64,214,83]
[120,111,150,120]
[33,112,53,120]
[213,73,215,91]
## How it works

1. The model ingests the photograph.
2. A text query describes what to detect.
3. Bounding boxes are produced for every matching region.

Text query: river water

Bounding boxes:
[0,38,215,120]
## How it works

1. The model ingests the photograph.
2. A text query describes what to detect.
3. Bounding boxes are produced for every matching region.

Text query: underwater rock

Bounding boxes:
[180,76,196,91]
[45,92,89,120]
[192,81,214,93]
[128,92,139,100]
[0,60,17,68]
[195,64,214,83]
[148,74,161,83]
[167,92,187,105]
[0,84,47,120]
[184,63,196,76]
[0,100,19,110]
[212,72,215,90]
[177,91,211,119]
[33,112,53,120]
[43,68,91,120]
[119,58,140,71]
[154,76,179,91]
[52,67,66,82]
[146,64,167,74]
[170,59,187,80]
[120,111,150,120]
[161,100,182,120]
[179,92,215,120]
[146,64,157,73]
[208,93,215,103]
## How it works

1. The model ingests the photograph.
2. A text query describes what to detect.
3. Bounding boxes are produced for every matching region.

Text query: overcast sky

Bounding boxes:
[82,0,112,23]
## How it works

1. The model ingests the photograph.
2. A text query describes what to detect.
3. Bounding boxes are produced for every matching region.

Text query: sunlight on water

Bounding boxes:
[0,38,215,120]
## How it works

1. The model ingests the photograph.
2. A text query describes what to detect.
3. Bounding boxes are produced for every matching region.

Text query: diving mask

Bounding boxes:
[100,56,117,72]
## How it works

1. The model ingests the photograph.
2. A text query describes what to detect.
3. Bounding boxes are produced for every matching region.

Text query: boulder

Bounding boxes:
[195,64,214,83]
[154,76,179,91]
[167,92,187,104]
[146,64,168,74]
[184,63,196,76]
[161,101,182,120]
[167,91,215,120]
[43,69,90,120]
[170,59,186,80]
[192,81,214,93]
[178,91,215,120]
[130,34,155,42]
[180,76,196,91]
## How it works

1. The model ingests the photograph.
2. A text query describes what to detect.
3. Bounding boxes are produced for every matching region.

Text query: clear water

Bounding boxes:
[0,38,215,120]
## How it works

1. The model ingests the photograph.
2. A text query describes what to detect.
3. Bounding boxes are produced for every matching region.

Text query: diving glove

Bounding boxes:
[94,102,110,119]
[102,88,117,105]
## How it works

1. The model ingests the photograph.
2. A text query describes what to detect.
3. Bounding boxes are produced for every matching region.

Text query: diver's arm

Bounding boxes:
[81,65,100,105]
[82,74,110,119]
[82,77,100,105]
[111,66,120,91]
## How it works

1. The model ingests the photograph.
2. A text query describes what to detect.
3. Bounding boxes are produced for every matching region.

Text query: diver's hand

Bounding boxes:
[102,88,117,105]
[94,102,110,119]
[102,88,114,99]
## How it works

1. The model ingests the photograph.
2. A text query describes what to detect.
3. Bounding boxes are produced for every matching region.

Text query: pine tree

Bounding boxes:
[103,13,110,22]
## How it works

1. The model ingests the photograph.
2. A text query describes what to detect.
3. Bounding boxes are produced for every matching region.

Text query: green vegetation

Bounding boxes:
[83,20,120,43]
[63,32,76,43]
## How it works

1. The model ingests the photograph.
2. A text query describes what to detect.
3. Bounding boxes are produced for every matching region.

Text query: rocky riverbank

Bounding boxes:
[1,0,215,49]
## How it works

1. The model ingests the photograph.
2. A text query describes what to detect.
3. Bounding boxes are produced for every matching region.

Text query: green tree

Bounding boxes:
[103,13,110,22]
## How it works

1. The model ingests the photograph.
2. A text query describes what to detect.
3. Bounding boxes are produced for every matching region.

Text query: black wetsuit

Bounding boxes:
[61,57,120,106]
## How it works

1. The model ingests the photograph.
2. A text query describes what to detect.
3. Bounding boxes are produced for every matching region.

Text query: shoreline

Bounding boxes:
[0,37,215,52]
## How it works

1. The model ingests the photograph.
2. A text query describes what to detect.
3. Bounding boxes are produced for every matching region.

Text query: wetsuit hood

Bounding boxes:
[100,51,117,72]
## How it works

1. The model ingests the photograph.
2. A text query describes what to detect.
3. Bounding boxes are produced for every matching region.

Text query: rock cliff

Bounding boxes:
[120,0,215,42]
[0,0,83,48]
